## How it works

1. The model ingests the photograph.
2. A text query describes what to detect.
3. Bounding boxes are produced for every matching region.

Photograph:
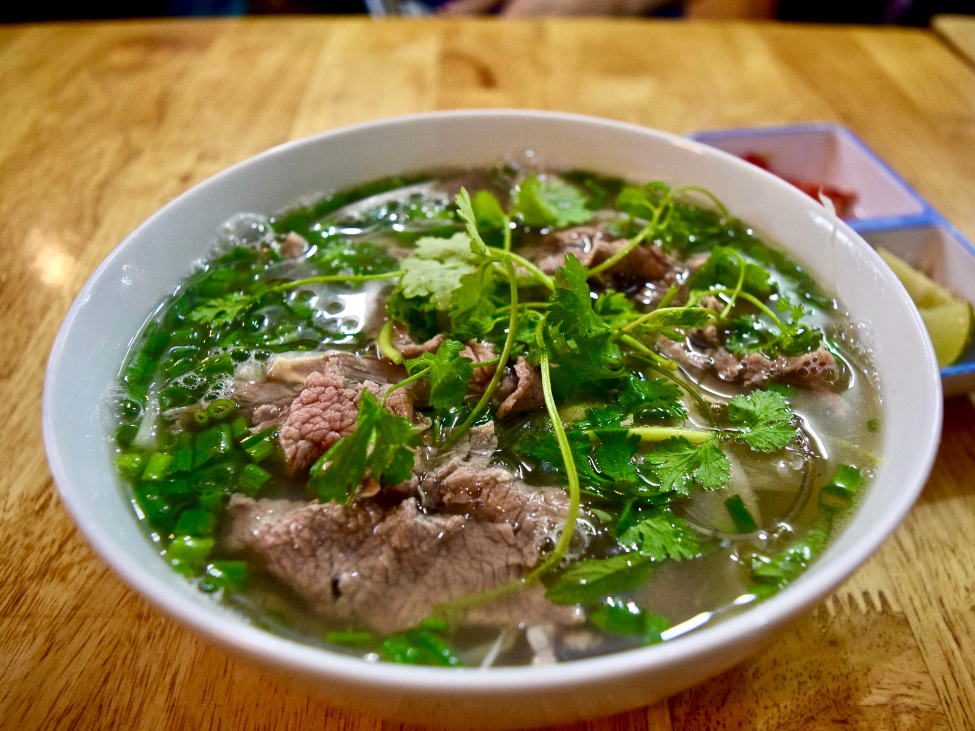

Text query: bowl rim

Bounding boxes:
[43,108,943,694]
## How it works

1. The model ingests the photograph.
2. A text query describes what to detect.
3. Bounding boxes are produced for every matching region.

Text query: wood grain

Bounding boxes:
[934,14,975,68]
[2,17,975,731]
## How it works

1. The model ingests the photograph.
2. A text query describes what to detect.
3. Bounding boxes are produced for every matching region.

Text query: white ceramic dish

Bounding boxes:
[44,110,943,728]
[689,122,933,231]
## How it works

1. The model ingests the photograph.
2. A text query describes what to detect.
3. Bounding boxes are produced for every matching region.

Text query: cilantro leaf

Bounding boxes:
[615,183,670,221]
[593,290,639,328]
[590,429,641,486]
[447,262,500,341]
[308,392,422,501]
[574,405,625,430]
[617,374,688,422]
[396,232,484,307]
[772,296,824,356]
[750,524,830,589]
[189,292,254,327]
[728,389,798,452]
[454,190,489,257]
[687,245,777,299]
[471,190,508,230]
[406,339,474,411]
[645,436,730,494]
[309,239,399,276]
[724,314,772,356]
[515,174,593,228]
[589,597,671,643]
[545,254,623,395]
[545,553,655,605]
[619,509,713,561]
[380,627,462,667]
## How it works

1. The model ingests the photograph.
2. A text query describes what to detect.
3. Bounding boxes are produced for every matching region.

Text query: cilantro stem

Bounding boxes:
[626,349,717,428]
[503,218,513,253]
[719,251,748,320]
[377,319,403,365]
[618,306,714,336]
[657,283,679,310]
[381,368,428,406]
[588,192,672,278]
[626,426,712,445]
[525,342,581,582]
[619,333,678,371]
[270,270,403,293]
[492,250,554,291]
[671,185,729,218]
[440,258,519,450]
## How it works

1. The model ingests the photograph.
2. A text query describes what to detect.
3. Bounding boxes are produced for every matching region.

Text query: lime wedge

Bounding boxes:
[878,247,974,367]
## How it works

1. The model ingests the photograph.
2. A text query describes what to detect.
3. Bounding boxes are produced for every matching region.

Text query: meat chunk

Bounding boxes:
[461,340,497,391]
[390,325,444,360]
[269,351,407,386]
[278,368,361,475]
[531,226,679,284]
[234,379,301,429]
[281,231,309,259]
[495,357,545,418]
[227,438,578,633]
[658,335,839,391]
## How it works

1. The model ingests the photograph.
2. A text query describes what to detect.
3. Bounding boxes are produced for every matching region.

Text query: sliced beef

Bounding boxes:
[531,225,679,284]
[227,423,578,633]
[495,357,544,418]
[268,351,406,386]
[390,325,444,360]
[360,380,415,423]
[461,340,497,392]
[278,368,360,475]
[281,231,309,259]
[234,380,302,429]
[658,335,838,391]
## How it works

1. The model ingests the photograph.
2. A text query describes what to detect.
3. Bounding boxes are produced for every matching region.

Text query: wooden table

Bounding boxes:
[934,14,975,68]
[3,16,975,731]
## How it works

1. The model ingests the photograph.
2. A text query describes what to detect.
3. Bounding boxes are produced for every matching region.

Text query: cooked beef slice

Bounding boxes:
[530,225,679,284]
[281,231,309,259]
[269,351,407,387]
[227,440,578,632]
[391,325,444,360]
[657,335,838,391]
[234,380,302,429]
[494,357,544,418]
[461,340,498,391]
[278,368,361,475]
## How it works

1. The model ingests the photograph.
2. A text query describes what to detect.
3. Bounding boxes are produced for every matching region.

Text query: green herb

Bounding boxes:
[724,494,758,533]
[471,190,508,231]
[867,418,878,432]
[750,525,829,589]
[309,239,399,276]
[688,245,776,299]
[379,627,462,667]
[589,429,641,487]
[728,389,798,452]
[166,535,214,576]
[326,631,374,648]
[395,233,484,309]
[817,464,864,513]
[189,292,254,327]
[645,436,730,494]
[618,509,713,561]
[546,553,655,605]
[617,375,688,422]
[447,262,501,341]
[405,339,475,411]
[589,597,670,644]
[308,392,422,503]
[772,296,824,356]
[199,561,247,593]
[515,174,593,228]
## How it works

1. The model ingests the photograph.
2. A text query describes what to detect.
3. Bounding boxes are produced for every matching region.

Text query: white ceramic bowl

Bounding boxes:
[43,110,942,728]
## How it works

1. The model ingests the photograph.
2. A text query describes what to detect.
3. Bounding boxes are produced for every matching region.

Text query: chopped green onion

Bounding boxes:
[193,409,212,428]
[230,416,249,440]
[245,439,275,463]
[133,485,175,533]
[238,463,271,497]
[206,398,236,421]
[194,424,235,469]
[326,631,374,648]
[818,465,864,514]
[199,561,248,593]
[140,452,173,483]
[166,535,214,576]
[725,494,758,533]
[174,508,218,537]
[115,452,146,480]
[239,425,277,449]
[171,434,194,474]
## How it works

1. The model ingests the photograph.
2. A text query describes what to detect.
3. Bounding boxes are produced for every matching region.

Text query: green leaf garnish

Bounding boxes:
[645,436,730,494]
[515,174,593,228]
[546,553,655,605]
[308,392,423,502]
[189,292,254,327]
[618,509,713,561]
[406,339,475,411]
[617,375,688,422]
[728,389,799,452]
